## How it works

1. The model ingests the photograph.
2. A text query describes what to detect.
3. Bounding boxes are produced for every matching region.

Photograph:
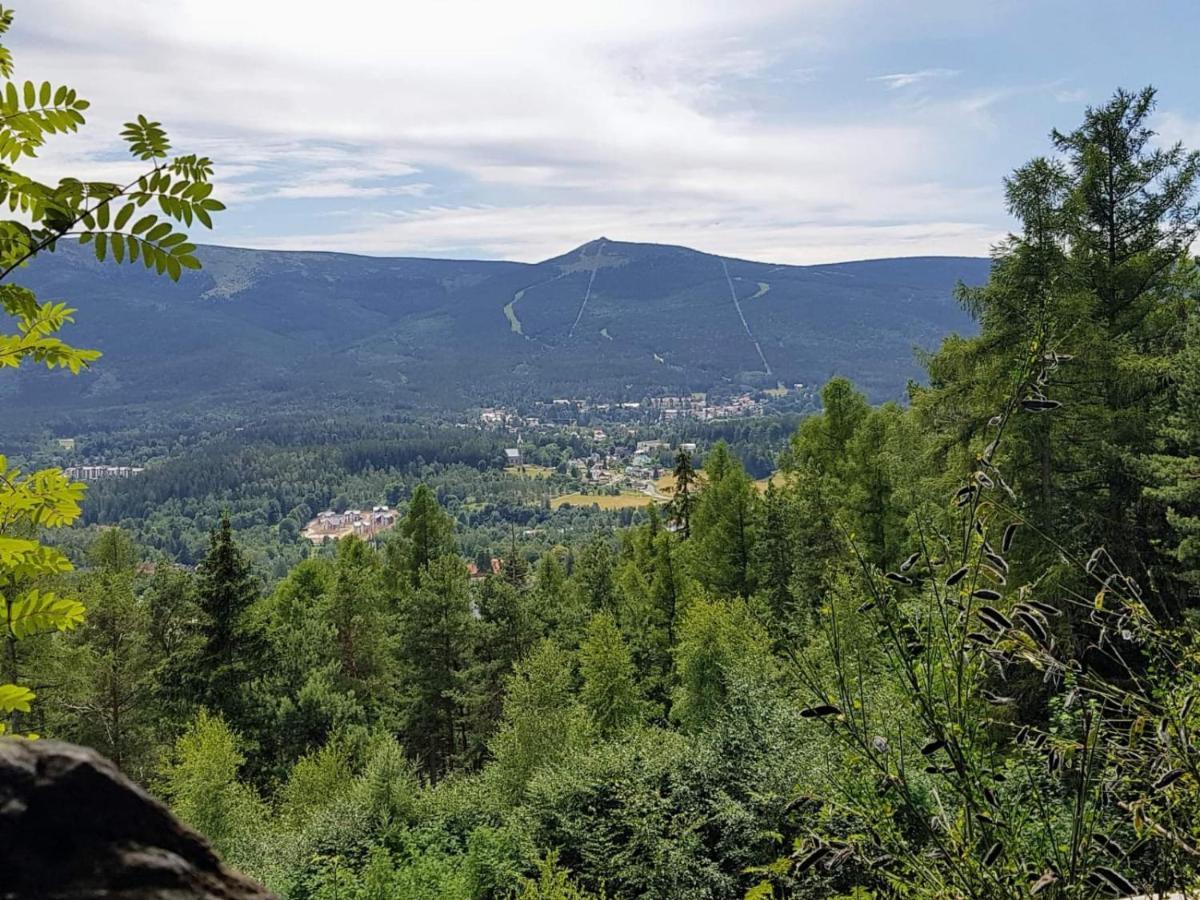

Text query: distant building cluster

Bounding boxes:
[304,505,397,543]
[64,465,144,481]
[477,387,786,434]
[649,392,764,420]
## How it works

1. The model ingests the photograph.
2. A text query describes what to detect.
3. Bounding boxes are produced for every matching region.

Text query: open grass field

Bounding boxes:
[551,491,656,510]
[653,470,785,495]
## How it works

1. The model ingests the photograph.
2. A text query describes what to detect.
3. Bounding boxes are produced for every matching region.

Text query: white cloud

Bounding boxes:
[9,0,1011,262]
[871,69,959,90]
[238,202,1004,265]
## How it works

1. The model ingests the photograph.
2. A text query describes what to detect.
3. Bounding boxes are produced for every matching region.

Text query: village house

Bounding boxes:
[64,465,145,481]
[307,505,397,543]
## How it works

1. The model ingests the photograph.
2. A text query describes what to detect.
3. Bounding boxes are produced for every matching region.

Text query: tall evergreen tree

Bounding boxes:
[573,536,616,616]
[917,87,1200,616]
[690,448,759,599]
[326,536,391,694]
[1147,305,1200,602]
[669,449,697,539]
[394,484,456,587]
[396,554,473,778]
[754,482,796,627]
[192,513,260,724]
[463,573,539,765]
[50,529,155,777]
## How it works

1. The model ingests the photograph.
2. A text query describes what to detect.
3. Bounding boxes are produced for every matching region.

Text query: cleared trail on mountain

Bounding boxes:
[720,258,772,374]
[505,272,568,340]
[568,240,605,338]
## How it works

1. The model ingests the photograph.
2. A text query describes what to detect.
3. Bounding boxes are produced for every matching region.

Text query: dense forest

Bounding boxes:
[3,6,1200,898]
[15,412,795,576]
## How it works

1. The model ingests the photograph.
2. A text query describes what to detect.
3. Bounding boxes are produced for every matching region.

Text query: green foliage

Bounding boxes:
[397,554,473,778]
[0,3,219,734]
[489,639,589,804]
[395,483,457,585]
[668,449,697,538]
[516,852,600,900]
[672,597,773,733]
[578,611,644,737]
[1146,308,1200,597]
[43,531,157,776]
[0,453,85,734]
[689,441,759,598]
[191,513,261,725]
[162,710,266,869]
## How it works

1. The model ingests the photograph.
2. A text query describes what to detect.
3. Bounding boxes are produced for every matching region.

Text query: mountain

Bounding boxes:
[2,238,988,423]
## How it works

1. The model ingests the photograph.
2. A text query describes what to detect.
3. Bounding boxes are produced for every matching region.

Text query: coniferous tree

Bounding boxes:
[1147,306,1200,602]
[394,484,456,587]
[192,512,260,725]
[917,87,1200,619]
[690,448,759,599]
[48,529,155,777]
[326,536,391,695]
[396,554,473,778]
[489,638,587,803]
[754,482,796,627]
[463,573,539,765]
[669,449,697,539]
[573,536,616,616]
[578,611,644,737]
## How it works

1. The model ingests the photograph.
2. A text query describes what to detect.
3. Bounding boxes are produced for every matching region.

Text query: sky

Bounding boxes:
[11,1,1200,264]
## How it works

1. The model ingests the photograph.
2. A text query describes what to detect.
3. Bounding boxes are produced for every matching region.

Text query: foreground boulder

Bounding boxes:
[0,739,273,899]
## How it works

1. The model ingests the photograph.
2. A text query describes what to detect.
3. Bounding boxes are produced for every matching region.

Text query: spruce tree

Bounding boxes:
[396,554,473,778]
[192,512,260,725]
[395,484,456,586]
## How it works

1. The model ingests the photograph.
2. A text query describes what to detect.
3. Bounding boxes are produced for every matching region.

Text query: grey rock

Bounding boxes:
[0,739,274,899]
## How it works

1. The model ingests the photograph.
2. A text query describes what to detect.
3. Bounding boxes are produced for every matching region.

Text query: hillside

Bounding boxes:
[2,239,987,424]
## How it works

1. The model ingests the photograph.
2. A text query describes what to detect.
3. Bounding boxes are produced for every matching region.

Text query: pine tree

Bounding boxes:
[192,512,260,725]
[669,450,697,539]
[396,554,473,778]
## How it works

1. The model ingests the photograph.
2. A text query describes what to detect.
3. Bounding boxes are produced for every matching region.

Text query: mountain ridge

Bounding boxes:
[2,238,989,425]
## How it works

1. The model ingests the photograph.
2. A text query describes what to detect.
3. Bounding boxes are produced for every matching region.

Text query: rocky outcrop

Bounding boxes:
[0,739,274,899]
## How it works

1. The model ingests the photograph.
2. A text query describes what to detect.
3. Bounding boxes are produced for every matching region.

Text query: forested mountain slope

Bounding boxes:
[2,239,986,421]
